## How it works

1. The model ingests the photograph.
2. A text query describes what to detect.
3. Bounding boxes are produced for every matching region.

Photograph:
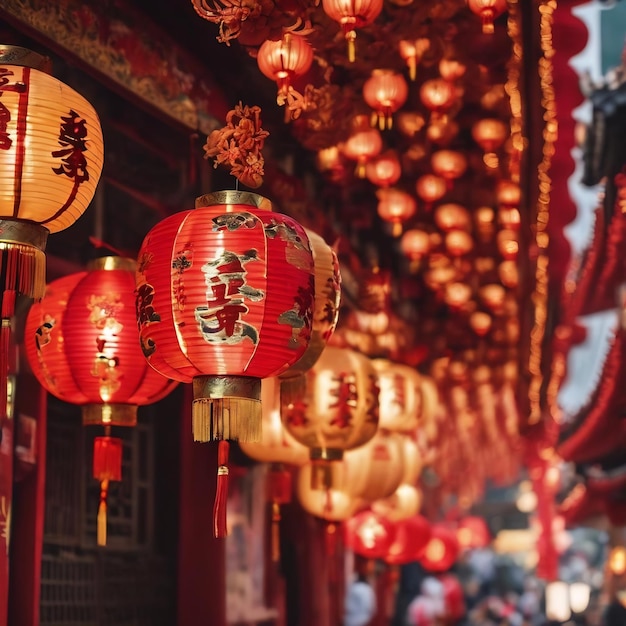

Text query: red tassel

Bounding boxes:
[325,521,337,557]
[93,436,123,547]
[267,465,292,505]
[213,440,230,538]
[271,501,281,563]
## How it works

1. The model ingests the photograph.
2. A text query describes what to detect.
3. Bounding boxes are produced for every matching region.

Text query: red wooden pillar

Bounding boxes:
[177,384,226,626]
[0,386,13,626]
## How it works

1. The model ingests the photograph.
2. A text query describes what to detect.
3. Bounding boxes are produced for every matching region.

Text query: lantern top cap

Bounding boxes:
[0,45,51,71]
[87,256,137,272]
[195,190,273,211]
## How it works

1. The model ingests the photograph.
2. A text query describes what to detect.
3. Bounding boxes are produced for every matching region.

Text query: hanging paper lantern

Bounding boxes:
[426,118,460,146]
[321,0,383,62]
[281,346,379,489]
[376,188,416,237]
[257,33,314,100]
[419,78,456,121]
[365,151,402,188]
[346,509,395,559]
[372,483,422,523]
[498,207,521,231]
[415,174,447,210]
[467,0,508,34]
[400,229,431,271]
[363,69,408,130]
[472,118,508,166]
[25,257,177,546]
[469,311,492,337]
[444,282,472,310]
[445,230,474,257]
[438,58,467,83]
[497,229,519,260]
[385,515,431,565]
[434,203,471,232]
[419,525,460,572]
[397,112,426,137]
[398,38,430,81]
[431,150,468,189]
[496,179,521,207]
[456,515,491,549]
[342,123,383,178]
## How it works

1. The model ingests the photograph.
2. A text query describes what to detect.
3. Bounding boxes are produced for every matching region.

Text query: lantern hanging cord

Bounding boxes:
[213,440,230,538]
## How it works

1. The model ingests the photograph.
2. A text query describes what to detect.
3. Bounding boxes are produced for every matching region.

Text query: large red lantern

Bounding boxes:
[385,515,431,565]
[400,229,431,272]
[467,0,508,34]
[25,257,177,545]
[322,0,383,62]
[456,515,491,549]
[346,509,395,559]
[419,525,460,572]
[363,70,408,130]
[257,33,314,99]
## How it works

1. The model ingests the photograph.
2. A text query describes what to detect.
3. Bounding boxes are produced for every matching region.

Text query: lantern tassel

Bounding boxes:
[271,501,281,562]
[213,440,230,538]
[97,479,109,547]
[325,521,337,557]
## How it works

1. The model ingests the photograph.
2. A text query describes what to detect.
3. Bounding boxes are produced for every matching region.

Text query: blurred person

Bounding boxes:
[407,576,446,626]
[344,555,376,626]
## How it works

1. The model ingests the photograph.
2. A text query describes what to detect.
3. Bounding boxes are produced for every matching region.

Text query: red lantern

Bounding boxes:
[426,118,460,146]
[419,525,460,572]
[363,70,408,130]
[419,78,456,121]
[376,188,417,237]
[346,509,395,559]
[257,33,314,99]
[469,311,492,337]
[438,58,467,83]
[400,229,431,271]
[398,38,430,81]
[445,230,474,257]
[385,515,431,565]
[456,515,491,549]
[25,257,177,546]
[467,0,508,34]
[365,151,402,188]
[415,174,447,210]
[434,203,471,232]
[342,124,383,178]
[322,0,383,62]
[472,118,508,154]
[497,179,521,207]
[497,229,519,260]
[431,150,468,189]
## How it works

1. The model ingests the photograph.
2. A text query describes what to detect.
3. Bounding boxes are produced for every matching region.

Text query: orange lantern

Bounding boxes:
[498,207,521,231]
[346,509,395,560]
[322,0,383,62]
[472,117,508,165]
[365,151,402,188]
[498,260,518,288]
[257,33,314,99]
[398,38,430,81]
[426,118,460,146]
[469,311,492,337]
[342,125,383,178]
[363,69,408,130]
[281,346,379,488]
[385,515,431,565]
[467,0,508,34]
[479,283,506,312]
[431,150,468,189]
[444,282,472,310]
[0,46,104,408]
[400,229,431,271]
[396,111,426,137]
[419,78,456,122]
[438,58,467,83]
[497,179,521,207]
[445,230,474,257]
[376,188,417,237]
[25,257,177,545]
[415,174,447,210]
[497,229,519,260]
[434,203,471,232]
[419,525,460,572]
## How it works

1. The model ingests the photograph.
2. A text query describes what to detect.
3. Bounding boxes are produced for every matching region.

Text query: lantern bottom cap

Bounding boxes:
[310,447,344,462]
[310,457,342,491]
[82,403,138,427]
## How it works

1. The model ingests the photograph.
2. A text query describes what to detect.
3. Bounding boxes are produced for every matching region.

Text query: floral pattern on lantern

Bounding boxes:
[136,190,315,444]
[363,70,408,130]
[25,257,177,545]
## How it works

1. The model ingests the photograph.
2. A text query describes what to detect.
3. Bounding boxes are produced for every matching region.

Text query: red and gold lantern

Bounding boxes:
[365,151,402,188]
[385,515,431,565]
[25,257,177,545]
[419,525,460,572]
[363,70,408,130]
[400,229,431,271]
[257,33,314,100]
[467,0,508,34]
[322,0,383,62]
[472,117,508,168]
[342,123,383,178]
[346,509,395,560]
[376,188,417,237]
[434,203,471,232]
[497,179,521,208]
[445,230,474,257]
[431,150,468,189]
[415,174,447,210]
[398,38,430,81]
[419,78,456,122]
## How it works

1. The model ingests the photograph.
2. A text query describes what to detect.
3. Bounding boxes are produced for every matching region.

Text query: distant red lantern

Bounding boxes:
[431,150,468,189]
[456,515,491,549]
[434,203,471,232]
[257,33,314,98]
[416,174,447,210]
[444,282,472,310]
[400,229,431,270]
[479,283,506,312]
[469,311,492,337]
[467,0,508,34]
[498,207,521,231]
[445,230,474,257]
[376,188,417,237]
[497,179,521,207]
[497,229,519,260]
[439,58,467,83]
[419,525,460,572]
[25,257,178,546]
[346,510,395,559]
[343,125,383,178]
[472,118,508,153]
[366,151,402,187]
[398,38,430,81]
[363,69,409,130]
[385,515,431,565]
[322,0,383,62]
[419,78,456,121]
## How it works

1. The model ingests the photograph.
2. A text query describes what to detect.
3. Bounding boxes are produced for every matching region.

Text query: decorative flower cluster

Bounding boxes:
[203,102,269,188]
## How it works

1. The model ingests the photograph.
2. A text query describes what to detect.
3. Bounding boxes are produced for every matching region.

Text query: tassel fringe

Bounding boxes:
[97,479,109,547]
[0,243,46,301]
[213,440,230,538]
[193,397,261,442]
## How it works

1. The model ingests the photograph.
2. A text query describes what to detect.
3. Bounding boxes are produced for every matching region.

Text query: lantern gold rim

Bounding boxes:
[87,256,137,272]
[0,45,50,70]
[0,219,49,251]
[195,190,273,211]
[82,403,138,427]
[310,447,344,461]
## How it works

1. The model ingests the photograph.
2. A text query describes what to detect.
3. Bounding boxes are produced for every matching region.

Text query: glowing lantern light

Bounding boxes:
[281,345,379,489]
[456,516,491,549]
[444,282,472,310]
[609,546,626,575]
[136,191,316,537]
[346,509,395,559]
[497,179,521,207]
[416,174,447,210]
[400,229,431,271]
[376,188,417,237]
[0,46,104,409]
[317,145,343,174]
[445,230,474,257]
[467,0,508,34]
[363,69,408,130]
[373,483,422,523]
[385,515,431,565]
[420,525,460,572]
[397,111,426,137]
[479,283,506,312]
[499,260,518,289]
[438,58,467,83]
[497,229,519,260]
[434,203,471,232]
[365,151,402,187]
[342,123,383,178]
[545,582,571,623]
[472,118,508,168]
[257,33,314,100]
[569,583,591,614]
[427,119,460,146]
[398,38,430,81]
[499,207,521,231]
[322,0,383,62]
[419,78,456,121]
[431,150,468,189]
[469,311,492,337]
[25,257,177,545]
